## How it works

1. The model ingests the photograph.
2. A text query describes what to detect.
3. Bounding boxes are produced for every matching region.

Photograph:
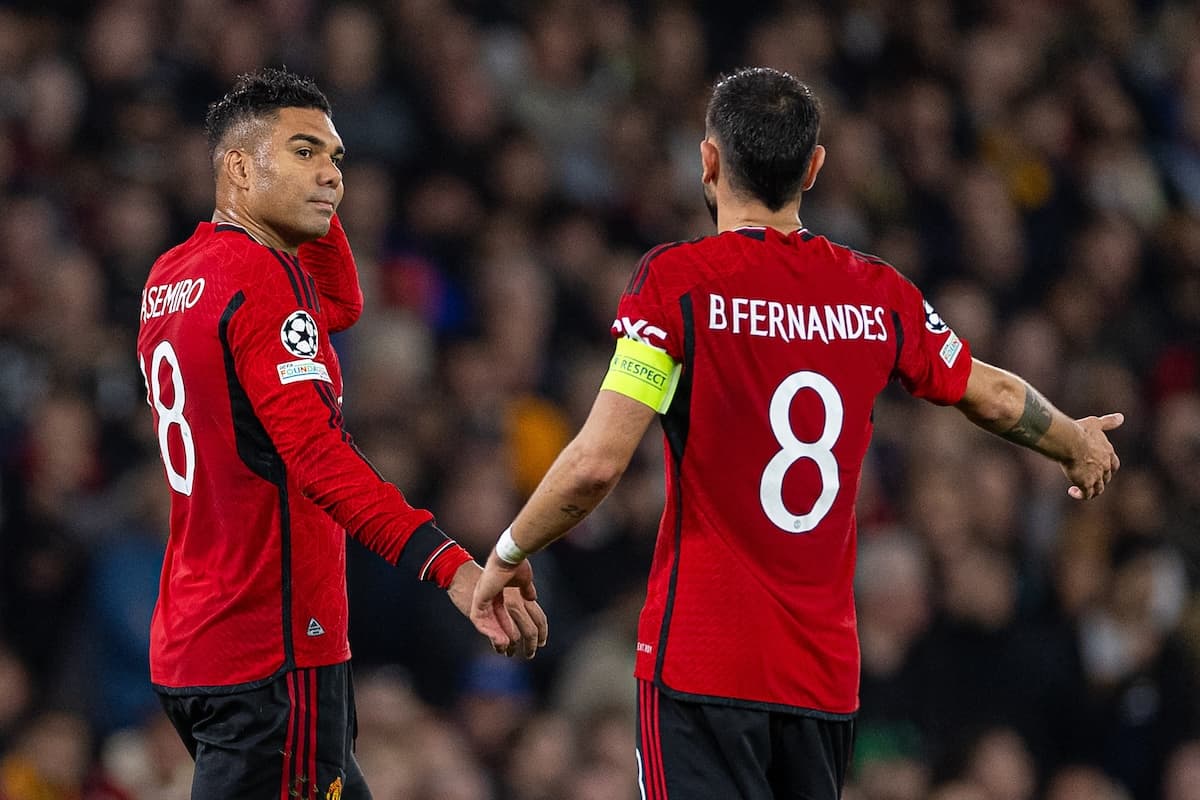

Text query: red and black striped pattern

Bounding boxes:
[637,679,669,799]
[282,667,320,800]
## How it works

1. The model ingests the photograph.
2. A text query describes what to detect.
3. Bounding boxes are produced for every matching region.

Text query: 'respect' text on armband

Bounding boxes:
[600,336,680,414]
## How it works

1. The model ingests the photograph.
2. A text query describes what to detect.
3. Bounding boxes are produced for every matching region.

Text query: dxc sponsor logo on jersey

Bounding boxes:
[611,316,668,346]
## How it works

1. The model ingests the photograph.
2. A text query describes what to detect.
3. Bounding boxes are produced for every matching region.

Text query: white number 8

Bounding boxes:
[139,340,195,496]
[759,371,843,533]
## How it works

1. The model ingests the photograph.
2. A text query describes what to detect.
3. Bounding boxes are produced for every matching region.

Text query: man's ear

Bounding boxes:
[222,148,252,191]
[701,138,720,186]
[802,145,826,192]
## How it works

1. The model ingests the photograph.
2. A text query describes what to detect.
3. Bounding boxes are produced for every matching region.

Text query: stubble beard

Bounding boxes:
[254,161,329,244]
[703,184,718,227]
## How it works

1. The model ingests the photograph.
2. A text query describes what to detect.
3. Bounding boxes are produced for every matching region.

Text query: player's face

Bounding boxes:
[249,106,345,246]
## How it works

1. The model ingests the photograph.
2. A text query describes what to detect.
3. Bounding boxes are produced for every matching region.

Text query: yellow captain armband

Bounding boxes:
[600,336,681,414]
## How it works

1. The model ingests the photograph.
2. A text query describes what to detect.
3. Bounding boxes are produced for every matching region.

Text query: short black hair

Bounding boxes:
[204,67,332,160]
[705,67,822,211]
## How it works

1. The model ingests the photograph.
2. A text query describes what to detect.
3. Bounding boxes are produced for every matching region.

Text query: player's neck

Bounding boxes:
[211,207,299,254]
[717,204,803,236]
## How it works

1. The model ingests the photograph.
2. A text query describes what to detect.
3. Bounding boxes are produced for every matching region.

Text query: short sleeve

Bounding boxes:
[891,276,972,405]
[610,244,686,361]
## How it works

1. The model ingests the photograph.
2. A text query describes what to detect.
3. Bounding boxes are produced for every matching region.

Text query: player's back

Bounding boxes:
[623,227,970,715]
[137,223,351,691]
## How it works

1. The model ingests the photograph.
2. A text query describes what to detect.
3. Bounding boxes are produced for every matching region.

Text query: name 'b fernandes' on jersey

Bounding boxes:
[707,294,889,344]
[707,292,965,370]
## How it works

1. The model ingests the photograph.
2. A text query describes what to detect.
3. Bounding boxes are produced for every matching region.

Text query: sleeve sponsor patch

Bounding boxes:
[277,359,332,385]
[280,310,319,358]
[939,332,963,367]
[600,336,680,413]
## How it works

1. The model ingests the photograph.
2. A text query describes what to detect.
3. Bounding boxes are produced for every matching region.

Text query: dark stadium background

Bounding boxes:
[1,1,1199,798]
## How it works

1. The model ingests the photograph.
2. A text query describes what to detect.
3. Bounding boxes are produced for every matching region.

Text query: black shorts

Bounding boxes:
[636,679,855,800]
[160,662,369,800]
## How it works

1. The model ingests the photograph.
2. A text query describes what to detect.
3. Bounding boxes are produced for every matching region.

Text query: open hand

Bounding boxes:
[450,560,548,658]
[1062,413,1123,499]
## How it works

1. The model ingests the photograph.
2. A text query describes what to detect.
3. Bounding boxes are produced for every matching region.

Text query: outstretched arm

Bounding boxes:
[955,358,1122,499]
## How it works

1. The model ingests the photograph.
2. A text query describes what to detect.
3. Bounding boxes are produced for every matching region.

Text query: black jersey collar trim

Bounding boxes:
[214,222,259,243]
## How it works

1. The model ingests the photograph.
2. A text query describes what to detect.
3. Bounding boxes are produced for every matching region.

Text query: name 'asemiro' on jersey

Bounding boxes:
[141,277,207,322]
[707,293,889,343]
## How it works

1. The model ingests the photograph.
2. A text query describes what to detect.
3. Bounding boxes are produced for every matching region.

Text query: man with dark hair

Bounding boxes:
[703,67,821,215]
[470,67,1121,799]
[137,68,546,799]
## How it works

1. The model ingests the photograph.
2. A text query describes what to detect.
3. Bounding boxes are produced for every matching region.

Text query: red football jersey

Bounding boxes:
[137,217,470,692]
[616,227,971,715]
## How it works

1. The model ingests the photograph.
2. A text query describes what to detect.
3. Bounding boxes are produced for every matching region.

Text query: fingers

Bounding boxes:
[1068,482,1103,500]
[1064,415,1123,500]
[512,561,538,601]
[488,595,520,655]
[468,606,516,654]
[1067,465,1115,500]
[504,595,538,659]
[528,599,549,649]
[1066,463,1107,500]
[503,590,549,659]
[468,570,521,654]
[469,562,550,658]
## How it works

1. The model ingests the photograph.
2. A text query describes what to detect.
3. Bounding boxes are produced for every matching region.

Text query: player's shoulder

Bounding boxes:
[806,232,897,275]
[151,223,264,277]
[623,236,709,297]
[209,225,290,279]
[801,232,919,294]
[624,237,705,293]
[195,226,321,315]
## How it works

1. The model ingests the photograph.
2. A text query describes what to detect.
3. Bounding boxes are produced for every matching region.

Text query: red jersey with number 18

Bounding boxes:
[614,227,971,716]
[136,217,470,693]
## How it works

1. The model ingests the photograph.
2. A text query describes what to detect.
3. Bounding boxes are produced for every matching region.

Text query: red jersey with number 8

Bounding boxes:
[136,219,468,693]
[615,227,971,716]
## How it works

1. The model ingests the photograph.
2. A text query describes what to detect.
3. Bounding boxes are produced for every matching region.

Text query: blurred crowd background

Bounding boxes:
[1,0,1200,798]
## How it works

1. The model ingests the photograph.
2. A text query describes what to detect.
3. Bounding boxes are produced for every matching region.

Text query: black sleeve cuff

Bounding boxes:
[395,521,454,578]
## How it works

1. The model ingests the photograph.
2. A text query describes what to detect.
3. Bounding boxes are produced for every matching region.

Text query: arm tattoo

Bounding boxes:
[1000,385,1053,448]
[559,504,588,520]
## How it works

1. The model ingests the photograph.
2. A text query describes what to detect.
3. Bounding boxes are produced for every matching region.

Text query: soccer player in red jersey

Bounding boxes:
[136,69,545,799]
[470,68,1121,799]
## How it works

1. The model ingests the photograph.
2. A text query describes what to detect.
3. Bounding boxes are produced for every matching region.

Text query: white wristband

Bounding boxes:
[495,526,528,565]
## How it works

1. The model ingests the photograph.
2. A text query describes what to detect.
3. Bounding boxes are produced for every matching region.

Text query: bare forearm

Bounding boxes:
[509,445,621,552]
[504,390,656,555]
[957,360,1083,464]
[987,385,1079,461]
